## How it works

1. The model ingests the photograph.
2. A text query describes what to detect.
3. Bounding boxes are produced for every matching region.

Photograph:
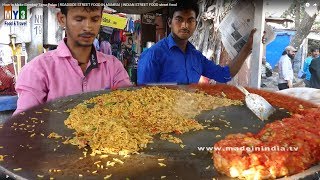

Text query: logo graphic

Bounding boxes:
[4,5,27,20]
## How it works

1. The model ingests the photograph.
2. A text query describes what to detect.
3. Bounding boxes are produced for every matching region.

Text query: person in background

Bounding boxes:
[137,0,256,85]
[99,32,112,55]
[93,37,100,51]
[261,56,272,78]
[13,0,131,115]
[303,48,319,87]
[309,48,320,89]
[260,56,272,87]
[277,46,297,90]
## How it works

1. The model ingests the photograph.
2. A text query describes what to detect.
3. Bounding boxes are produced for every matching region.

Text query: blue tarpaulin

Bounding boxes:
[266,31,295,68]
[0,96,18,111]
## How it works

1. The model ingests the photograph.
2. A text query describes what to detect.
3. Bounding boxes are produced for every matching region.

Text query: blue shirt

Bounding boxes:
[137,34,231,85]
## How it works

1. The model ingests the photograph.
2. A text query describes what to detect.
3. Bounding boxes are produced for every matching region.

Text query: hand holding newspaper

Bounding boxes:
[218,0,255,59]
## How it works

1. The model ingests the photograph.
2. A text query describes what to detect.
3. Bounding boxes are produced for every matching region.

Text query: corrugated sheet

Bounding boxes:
[266,31,295,68]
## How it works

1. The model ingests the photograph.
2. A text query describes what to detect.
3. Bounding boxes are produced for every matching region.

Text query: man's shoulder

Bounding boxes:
[190,47,204,57]
[280,54,287,59]
[22,49,65,73]
[96,51,117,63]
[29,50,58,64]
[310,57,320,65]
[96,52,126,69]
[305,56,312,60]
[279,55,290,61]
[18,52,52,78]
[149,38,168,52]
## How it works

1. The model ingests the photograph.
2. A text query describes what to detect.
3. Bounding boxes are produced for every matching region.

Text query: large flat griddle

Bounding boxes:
[0,85,319,180]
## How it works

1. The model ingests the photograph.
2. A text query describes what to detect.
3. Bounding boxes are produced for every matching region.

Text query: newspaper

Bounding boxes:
[219,0,254,59]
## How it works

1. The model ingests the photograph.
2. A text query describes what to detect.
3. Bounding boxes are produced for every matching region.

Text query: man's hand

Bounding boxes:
[243,28,257,51]
[229,28,257,77]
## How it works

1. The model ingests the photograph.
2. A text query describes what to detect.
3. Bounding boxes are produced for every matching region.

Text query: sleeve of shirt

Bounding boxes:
[112,57,132,88]
[137,49,160,85]
[281,58,292,81]
[13,61,48,115]
[200,55,231,83]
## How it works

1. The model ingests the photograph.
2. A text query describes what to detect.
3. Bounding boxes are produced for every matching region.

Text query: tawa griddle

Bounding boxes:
[0,85,319,180]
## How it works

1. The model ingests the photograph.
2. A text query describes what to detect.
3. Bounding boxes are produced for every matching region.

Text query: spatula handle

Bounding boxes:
[236,85,250,96]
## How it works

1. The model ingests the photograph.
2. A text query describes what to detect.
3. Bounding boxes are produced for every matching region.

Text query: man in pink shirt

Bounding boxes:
[14,1,132,115]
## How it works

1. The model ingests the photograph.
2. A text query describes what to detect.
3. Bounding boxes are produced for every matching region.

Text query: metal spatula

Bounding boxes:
[236,85,276,121]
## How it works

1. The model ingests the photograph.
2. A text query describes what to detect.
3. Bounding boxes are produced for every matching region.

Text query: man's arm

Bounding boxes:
[201,58,231,83]
[228,29,256,77]
[137,50,160,85]
[14,91,45,115]
[13,62,48,115]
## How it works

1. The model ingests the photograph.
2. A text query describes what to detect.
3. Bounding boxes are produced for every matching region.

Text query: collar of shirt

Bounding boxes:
[167,33,196,54]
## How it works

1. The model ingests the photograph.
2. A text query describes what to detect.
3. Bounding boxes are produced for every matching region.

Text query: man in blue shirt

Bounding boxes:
[138,0,256,85]
[303,48,319,87]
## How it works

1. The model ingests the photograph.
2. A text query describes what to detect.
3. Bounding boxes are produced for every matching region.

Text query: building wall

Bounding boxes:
[155,15,166,42]
[43,6,64,45]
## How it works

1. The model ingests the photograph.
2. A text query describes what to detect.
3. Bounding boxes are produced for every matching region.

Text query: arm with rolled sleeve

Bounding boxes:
[200,55,231,83]
[137,49,160,85]
[13,61,49,115]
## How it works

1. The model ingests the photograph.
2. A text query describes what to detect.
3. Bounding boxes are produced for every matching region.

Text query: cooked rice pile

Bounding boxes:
[64,87,241,155]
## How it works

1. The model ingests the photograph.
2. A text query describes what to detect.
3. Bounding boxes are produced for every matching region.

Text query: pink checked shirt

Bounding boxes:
[14,40,132,114]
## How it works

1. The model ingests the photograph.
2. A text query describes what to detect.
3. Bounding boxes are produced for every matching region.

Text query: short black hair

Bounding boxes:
[282,50,287,55]
[311,48,319,52]
[168,0,199,19]
[58,0,104,16]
